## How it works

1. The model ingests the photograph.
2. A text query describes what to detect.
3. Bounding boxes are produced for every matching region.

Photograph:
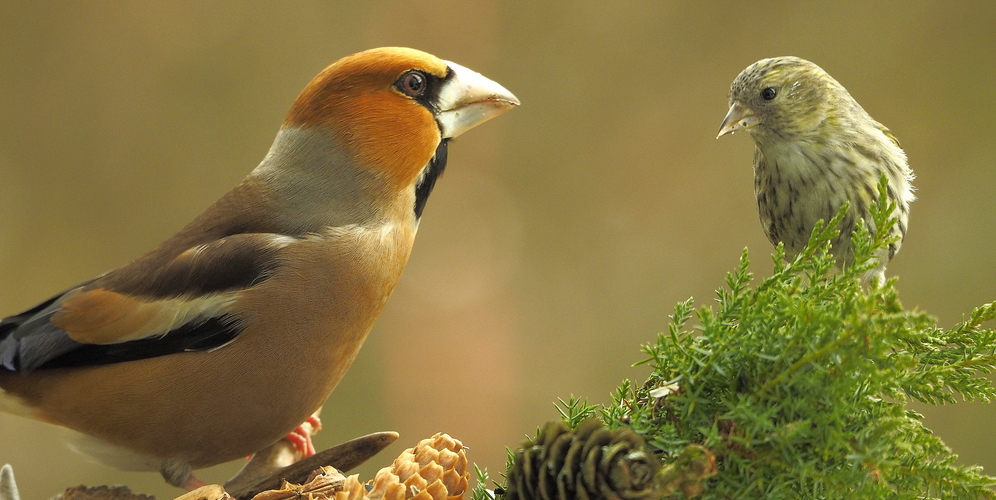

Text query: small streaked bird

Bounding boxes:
[0,47,518,489]
[717,56,914,286]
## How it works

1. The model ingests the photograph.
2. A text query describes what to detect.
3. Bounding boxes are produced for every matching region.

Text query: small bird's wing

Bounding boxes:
[0,233,295,372]
[878,124,902,149]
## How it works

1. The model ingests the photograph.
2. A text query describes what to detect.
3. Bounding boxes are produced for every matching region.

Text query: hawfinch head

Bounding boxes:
[283,47,519,192]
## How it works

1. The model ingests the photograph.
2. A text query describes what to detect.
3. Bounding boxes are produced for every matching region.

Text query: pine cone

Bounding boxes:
[503,419,664,500]
[359,433,469,500]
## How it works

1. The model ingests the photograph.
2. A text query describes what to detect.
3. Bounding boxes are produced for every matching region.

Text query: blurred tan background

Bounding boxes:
[1,1,995,498]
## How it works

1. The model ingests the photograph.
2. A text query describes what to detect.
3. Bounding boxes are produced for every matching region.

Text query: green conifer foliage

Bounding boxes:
[495,179,996,499]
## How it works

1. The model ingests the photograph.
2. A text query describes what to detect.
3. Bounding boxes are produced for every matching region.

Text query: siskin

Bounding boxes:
[718,56,914,286]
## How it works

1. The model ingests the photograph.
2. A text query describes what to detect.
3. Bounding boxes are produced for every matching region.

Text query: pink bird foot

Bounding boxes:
[283,415,323,457]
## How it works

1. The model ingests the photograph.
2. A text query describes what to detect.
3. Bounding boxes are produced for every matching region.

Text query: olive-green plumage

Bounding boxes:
[718,57,914,286]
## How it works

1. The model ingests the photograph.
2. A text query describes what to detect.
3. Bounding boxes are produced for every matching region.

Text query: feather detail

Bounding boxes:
[283,48,446,191]
[52,288,240,344]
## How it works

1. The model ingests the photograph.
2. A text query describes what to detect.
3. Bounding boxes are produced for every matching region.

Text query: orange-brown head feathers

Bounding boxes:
[283,47,518,191]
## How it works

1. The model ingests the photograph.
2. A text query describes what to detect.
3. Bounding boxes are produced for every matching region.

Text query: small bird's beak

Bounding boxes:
[436,61,520,139]
[717,102,759,139]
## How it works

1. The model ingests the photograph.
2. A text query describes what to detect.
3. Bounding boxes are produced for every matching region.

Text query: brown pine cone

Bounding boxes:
[243,433,469,500]
[503,419,664,500]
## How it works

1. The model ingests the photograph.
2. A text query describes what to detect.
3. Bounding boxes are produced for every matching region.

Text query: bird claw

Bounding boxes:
[284,415,323,457]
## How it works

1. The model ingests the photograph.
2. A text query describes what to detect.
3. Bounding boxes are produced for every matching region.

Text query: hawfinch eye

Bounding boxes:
[397,71,427,97]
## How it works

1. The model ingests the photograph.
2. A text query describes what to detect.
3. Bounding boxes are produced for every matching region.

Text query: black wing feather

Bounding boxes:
[30,315,242,370]
[0,233,289,373]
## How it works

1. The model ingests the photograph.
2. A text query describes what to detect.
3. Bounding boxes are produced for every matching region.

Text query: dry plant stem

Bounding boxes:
[225,432,399,500]
[174,485,230,500]
[249,466,346,500]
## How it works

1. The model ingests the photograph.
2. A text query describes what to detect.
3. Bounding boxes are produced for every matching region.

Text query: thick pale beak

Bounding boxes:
[436,60,519,139]
[717,102,759,139]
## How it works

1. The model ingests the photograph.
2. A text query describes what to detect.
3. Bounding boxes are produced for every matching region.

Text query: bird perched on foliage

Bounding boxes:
[717,56,913,286]
[0,47,518,489]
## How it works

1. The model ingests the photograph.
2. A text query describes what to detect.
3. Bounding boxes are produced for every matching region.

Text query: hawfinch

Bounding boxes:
[0,47,518,489]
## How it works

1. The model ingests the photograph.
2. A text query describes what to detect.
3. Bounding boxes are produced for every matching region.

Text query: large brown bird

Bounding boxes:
[0,47,518,489]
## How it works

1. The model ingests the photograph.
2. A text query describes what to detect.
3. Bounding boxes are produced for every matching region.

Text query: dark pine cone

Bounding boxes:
[503,419,663,500]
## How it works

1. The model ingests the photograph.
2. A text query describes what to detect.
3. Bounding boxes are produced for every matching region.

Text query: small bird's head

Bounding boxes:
[283,47,519,192]
[717,56,847,142]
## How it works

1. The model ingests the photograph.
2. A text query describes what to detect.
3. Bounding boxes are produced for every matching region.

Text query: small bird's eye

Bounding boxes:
[398,71,427,97]
[761,87,777,100]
